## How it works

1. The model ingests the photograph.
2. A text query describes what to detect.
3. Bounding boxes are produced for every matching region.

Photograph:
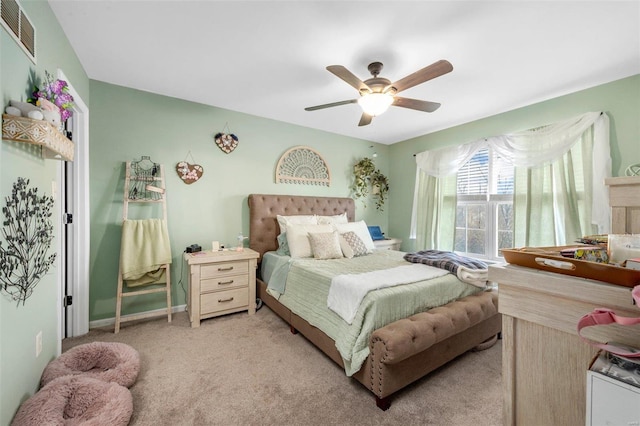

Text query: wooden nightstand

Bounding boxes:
[184,248,259,327]
[373,237,402,251]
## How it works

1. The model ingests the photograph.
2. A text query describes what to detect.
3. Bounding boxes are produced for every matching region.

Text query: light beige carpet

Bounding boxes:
[63,307,502,425]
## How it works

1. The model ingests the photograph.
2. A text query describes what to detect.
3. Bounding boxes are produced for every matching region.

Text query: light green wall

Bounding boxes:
[387,74,640,252]
[77,74,640,322]
[88,80,389,321]
[0,1,89,424]
[2,4,638,423]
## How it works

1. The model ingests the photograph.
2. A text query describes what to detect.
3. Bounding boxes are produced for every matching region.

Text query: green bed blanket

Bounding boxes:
[274,250,482,376]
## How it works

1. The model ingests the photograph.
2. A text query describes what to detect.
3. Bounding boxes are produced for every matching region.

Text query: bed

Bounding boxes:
[248,193,501,410]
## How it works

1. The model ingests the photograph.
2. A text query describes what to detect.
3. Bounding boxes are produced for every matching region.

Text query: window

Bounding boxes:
[454,148,514,261]
[412,113,607,258]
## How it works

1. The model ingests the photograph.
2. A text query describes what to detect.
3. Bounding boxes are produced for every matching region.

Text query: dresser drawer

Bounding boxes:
[201,287,249,315]
[200,260,248,278]
[201,274,249,293]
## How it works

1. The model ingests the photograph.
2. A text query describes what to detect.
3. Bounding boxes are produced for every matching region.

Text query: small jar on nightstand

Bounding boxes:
[373,237,402,251]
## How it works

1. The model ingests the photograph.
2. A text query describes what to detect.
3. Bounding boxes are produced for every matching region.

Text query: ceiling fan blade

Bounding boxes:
[305,99,357,111]
[390,60,453,93]
[326,65,371,92]
[358,113,372,127]
[392,97,441,113]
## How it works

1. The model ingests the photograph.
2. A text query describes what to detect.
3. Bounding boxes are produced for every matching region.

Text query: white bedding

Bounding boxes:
[327,264,448,324]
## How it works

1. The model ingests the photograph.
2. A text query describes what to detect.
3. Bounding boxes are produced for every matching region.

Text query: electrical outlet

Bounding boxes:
[36,331,42,357]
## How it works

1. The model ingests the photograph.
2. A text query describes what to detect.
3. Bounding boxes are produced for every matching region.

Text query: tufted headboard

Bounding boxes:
[248,194,355,260]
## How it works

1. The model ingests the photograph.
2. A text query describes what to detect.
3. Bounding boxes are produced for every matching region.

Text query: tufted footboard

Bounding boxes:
[371,291,499,365]
[258,276,500,410]
[351,290,500,409]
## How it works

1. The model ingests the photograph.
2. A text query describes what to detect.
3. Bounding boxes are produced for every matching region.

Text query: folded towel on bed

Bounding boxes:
[403,250,488,288]
[120,219,172,287]
[328,264,449,324]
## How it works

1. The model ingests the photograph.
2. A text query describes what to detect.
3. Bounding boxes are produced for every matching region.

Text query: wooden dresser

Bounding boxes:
[491,175,640,426]
[184,249,259,327]
[490,265,640,426]
[606,176,640,233]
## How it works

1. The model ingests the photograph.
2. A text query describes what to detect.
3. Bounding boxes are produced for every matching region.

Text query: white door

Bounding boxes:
[57,70,90,351]
[60,145,75,338]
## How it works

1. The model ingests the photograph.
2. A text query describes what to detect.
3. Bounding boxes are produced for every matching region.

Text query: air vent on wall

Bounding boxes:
[1,0,35,62]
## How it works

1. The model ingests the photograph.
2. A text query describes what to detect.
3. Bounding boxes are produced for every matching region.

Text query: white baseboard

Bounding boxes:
[89,305,186,329]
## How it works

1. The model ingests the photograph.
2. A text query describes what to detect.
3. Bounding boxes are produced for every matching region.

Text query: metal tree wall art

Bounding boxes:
[0,178,56,305]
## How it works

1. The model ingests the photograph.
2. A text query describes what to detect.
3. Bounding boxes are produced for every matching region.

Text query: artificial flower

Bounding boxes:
[29,71,75,122]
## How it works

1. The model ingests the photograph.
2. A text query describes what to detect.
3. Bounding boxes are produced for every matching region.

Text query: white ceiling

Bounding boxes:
[48,1,640,145]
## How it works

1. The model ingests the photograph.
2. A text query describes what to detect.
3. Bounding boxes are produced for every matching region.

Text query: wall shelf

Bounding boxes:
[2,114,74,161]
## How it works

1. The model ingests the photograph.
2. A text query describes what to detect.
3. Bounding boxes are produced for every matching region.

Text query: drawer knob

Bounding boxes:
[218,266,234,272]
[218,297,234,303]
[219,280,234,285]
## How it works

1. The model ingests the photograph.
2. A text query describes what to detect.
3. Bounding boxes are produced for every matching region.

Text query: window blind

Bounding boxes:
[457,148,514,196]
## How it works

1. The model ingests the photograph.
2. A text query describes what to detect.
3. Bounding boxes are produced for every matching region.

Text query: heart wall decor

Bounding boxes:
[214,132,239,154]
[176,161,204,184]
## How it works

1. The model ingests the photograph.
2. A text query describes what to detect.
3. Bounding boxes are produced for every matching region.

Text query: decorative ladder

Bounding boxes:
[115,156,172,333]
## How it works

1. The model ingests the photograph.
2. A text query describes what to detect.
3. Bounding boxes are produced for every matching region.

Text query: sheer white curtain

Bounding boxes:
[411,172,457,249]
[411,112,611,250]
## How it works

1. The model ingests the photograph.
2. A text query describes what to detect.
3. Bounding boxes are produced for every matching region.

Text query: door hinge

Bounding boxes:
[63,213,73,224]
[64,295,73,307]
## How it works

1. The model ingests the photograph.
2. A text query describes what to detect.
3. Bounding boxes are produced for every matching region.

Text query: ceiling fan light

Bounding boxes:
[357,93,393,116]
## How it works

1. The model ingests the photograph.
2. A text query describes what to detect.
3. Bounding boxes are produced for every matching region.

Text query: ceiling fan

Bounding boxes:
[305,60,453,126]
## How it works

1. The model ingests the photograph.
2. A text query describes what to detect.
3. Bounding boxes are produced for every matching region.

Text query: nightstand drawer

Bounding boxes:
[373,238,402,251]
[201,274,249,293]
[201,260,248,278]
[201,287,249,315]
[375,244,394,251]
[184,248,259,327]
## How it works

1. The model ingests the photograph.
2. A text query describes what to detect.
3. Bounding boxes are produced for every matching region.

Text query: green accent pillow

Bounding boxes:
[276,232,290,256]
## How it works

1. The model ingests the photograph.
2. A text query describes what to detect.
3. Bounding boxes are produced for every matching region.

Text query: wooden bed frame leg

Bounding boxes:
[375,396,391,411]
[290,325,298,335]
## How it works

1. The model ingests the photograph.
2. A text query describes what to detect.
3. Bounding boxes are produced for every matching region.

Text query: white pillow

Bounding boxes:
[276,214,317,235]
[334,221,375,252]
[286,224,334,258]
[308,231,343,260]
[316,212,348,226]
